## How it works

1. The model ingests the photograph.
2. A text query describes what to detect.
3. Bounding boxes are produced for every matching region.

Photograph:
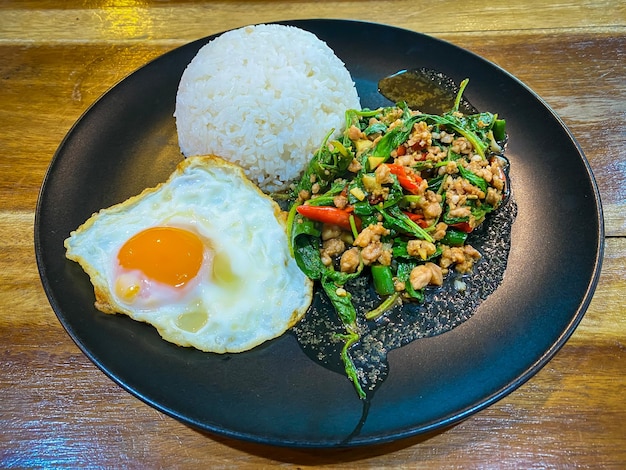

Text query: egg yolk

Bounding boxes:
[118,227,204,288]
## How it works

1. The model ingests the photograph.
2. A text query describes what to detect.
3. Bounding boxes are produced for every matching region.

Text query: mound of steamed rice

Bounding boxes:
[174,24,361,191]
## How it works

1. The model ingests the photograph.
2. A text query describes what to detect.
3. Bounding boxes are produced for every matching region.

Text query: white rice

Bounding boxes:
[174,24,361,191]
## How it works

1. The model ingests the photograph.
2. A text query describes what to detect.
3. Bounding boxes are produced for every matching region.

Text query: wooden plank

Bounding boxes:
[0,0,624,45]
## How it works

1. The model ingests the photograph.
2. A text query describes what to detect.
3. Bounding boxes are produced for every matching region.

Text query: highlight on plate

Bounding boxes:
[64,23,512,398]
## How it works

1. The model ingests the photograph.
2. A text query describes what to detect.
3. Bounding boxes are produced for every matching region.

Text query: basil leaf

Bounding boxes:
[321,274,356,326]
[364,122,387,135]
[396,261,424,301]
[292,236,324,280]
[457,163,488,193]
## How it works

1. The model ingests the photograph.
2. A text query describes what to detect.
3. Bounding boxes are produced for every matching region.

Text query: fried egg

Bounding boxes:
[64,155,313,353]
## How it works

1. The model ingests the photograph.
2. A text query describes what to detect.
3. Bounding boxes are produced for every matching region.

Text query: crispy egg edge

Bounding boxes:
[64,155,314,352]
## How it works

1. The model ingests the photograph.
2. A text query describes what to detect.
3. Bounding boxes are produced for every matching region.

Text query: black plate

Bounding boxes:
[35,19,603,448]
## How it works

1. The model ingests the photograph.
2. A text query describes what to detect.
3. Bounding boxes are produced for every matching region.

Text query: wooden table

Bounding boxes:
[1,1,624,467]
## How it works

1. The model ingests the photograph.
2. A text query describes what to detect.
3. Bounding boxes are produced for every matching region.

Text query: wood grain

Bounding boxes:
[1,1,624,468]
[0,0,624,45]
[2,34,624,231]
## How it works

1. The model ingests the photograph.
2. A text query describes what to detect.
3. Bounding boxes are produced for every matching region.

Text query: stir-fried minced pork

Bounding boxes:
[292,101,507,298]
[288,91,510,398]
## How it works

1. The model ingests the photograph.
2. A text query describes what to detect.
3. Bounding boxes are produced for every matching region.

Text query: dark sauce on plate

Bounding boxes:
[289,69,516,439]
[292,197,517,399]
[378,67,478,114]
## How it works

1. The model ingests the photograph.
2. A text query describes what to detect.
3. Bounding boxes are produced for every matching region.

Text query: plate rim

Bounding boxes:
[34,18,605,448]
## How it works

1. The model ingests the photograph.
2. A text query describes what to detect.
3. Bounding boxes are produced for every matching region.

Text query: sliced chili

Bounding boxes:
[296,205,362,232]
[385,163,423,195]
[402,211,429,228]
[450,221,473,233]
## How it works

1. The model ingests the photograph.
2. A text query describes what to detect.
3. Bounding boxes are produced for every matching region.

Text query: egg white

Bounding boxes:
[64,155,313,353]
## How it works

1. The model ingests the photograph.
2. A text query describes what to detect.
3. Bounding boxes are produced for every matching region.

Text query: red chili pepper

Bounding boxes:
[402,211,429,228]
[384,164,423,195]
[450,221,473,233]
[296,205,361,232]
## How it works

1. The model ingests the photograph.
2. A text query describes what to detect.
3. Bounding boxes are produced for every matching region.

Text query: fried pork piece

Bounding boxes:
[353,223,392,266]
[320,238,345,266]
[440,244,481,274]
[318,221,396,274]
[407,240,437,260]
[409,263,444,290]
[418,190,443,222]
[340,247,360,273]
